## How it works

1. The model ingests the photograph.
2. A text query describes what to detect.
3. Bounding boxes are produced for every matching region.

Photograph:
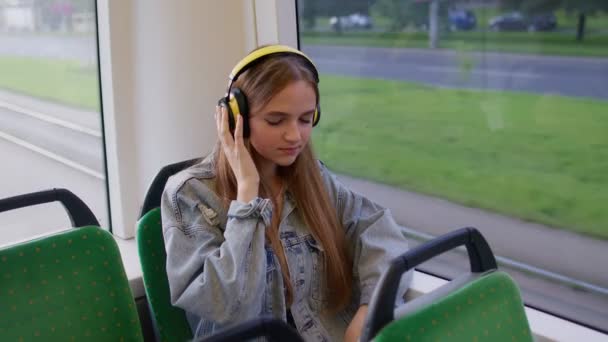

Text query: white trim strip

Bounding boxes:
[0,100,102,138]
[0,130,105,180]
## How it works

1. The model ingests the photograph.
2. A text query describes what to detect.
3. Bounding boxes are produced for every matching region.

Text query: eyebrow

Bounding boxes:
[265,110,316,117]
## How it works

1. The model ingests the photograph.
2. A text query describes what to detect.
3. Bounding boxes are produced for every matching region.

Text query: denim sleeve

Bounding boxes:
[161,177,271,324]
[319,162,413,306]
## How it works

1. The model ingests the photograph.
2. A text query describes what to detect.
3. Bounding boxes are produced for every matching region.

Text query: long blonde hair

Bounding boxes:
[214,51,353,312]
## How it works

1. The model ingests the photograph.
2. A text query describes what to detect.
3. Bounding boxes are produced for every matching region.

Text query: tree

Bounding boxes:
[563,0,608,41]
[321,0,372,17]
[299,0,373,31]
[499,0,608,41]
[372,0,448,48]
[373,0,429,30]
[499,0,560,14]
[299,0,319,30]
[429,0,439,48]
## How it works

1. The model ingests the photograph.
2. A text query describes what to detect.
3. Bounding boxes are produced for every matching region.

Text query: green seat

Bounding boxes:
[137,208,192,342]
[362,227,533,342]
[0,225,143,341]
[136,158,200,341]
[376,272,531,342]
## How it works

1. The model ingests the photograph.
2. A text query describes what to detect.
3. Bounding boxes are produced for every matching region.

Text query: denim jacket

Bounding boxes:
[161,153,412,341]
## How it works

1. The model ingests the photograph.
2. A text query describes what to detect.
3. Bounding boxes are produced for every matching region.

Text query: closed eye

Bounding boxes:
[300,113,314,124]
[265,118,283,126]
[263,110,315,125]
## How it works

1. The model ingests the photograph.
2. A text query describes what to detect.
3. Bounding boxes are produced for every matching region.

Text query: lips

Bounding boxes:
[279,146,300,155]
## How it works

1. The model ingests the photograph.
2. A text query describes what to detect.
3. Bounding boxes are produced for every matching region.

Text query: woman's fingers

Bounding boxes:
[218,105,234,149]
[215,104,260,193]
[234,113,244,146]
[215,105,220,131]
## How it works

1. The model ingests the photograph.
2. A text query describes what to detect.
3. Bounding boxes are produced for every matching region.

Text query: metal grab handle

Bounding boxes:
[0,188,99,227]
[199,317,304,342]
[361,227,497,342]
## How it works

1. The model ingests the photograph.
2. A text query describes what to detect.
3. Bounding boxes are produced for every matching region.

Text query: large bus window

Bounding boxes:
[0,0,107,246]
[296,0,608,331]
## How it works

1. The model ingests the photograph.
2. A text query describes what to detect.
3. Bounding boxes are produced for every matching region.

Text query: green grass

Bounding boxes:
[0,56,99,110]
[301,30,608,58]
[313,74,608,239]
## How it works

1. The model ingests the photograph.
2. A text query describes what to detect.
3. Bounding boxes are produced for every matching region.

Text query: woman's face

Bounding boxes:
[249,80,316,168]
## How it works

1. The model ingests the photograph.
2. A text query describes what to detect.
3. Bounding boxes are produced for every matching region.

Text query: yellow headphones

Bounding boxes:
[218,45,321,138]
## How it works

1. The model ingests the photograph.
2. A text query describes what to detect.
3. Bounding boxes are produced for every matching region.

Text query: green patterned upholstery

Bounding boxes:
[137,208,193,342]
[375,271,533,342]
[0,226,143,341]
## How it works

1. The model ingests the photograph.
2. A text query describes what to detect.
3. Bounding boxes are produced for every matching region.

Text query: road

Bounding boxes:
[338,173,608,330]
[303,45,608,100]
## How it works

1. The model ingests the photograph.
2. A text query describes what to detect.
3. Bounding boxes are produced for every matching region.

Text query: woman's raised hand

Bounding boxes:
[216,105,260,203]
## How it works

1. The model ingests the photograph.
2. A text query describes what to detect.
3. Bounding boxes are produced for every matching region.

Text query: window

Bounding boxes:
[0,0,107,246]
[297,0,608,331]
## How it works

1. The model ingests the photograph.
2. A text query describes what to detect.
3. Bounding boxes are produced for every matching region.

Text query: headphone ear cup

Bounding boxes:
[217,97,236,135]
[228,88,250,138]
[312,105,321,126]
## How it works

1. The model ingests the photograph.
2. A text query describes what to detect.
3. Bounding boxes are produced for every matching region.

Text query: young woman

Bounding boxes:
[161,45,411,341]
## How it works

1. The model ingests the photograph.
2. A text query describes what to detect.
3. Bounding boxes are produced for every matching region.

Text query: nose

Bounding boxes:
[283,120,301,143]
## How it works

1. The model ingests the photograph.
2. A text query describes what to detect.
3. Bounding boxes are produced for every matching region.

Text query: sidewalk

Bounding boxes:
[0,88,100,132]
[337,173,608,288]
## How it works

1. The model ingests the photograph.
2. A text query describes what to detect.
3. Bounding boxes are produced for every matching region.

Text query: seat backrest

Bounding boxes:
[0,188,99,228]
[137,208,192,342]
[136,158,201,341]
[0,225,143,341]
[139,157,201,218]
[375,271,532,342]
[361,227,532,342]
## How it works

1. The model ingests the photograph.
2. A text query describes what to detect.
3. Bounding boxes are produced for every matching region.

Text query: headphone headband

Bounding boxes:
[228,45,318,84]
[221,45,322,136]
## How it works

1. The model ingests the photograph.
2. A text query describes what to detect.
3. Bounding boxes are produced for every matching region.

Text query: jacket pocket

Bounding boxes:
[305,236,327,306]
